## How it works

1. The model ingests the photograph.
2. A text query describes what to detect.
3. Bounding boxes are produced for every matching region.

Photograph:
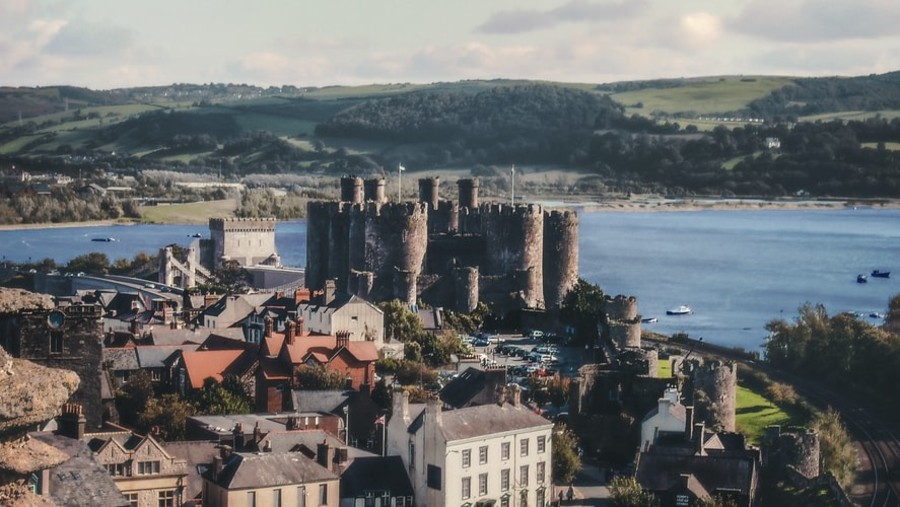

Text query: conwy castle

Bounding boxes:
[305,176,579,314]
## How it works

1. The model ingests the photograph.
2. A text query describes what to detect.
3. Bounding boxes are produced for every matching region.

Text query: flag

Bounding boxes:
[375,414,386,425]
[398,164,405,172]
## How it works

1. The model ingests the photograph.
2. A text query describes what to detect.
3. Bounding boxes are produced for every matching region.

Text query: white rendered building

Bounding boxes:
[640,387,688,452]
[387,389,554,507]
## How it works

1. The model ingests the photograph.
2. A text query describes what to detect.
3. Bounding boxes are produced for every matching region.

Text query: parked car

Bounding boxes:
[473,337,490,347]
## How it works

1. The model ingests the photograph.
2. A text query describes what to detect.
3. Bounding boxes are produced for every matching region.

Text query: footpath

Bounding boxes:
[553,458,611,507]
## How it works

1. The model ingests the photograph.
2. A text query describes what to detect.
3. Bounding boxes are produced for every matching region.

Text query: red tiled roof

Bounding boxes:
[280,335,379,365]
[181,349,245,389]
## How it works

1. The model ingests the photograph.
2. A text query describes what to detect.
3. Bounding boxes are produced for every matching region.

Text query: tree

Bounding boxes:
[296,365,348,390]
[811,407,857,489]
[379,300,425,342]
[608,475,658,507]
[560,279,605,343]
[67,251,111,275]
[115,370,155,427]
[137,393,195,441]
[193,376,251,415]
[552,423,582,484]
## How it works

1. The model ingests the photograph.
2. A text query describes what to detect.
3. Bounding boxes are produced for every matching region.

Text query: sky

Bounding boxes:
[2,0,900,90]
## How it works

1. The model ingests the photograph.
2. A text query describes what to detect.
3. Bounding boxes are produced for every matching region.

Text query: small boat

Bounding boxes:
[641,317,658,324]
[189,233,202,238]
[91,237,116,242]
[666,305,693,315]
[869,312,886,319]
[857,274,868,283]
[871,270,891,279]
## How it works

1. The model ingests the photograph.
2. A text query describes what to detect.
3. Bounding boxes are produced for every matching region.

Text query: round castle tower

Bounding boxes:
[364,177,387,204]
[762,426,820,479]
[340,176,364,204]
[481,203,545,307]
[690,360,737,432]
[606,295,639,321]
[457,178,479,210]
[453,266,479,313]
[543,210,579,311]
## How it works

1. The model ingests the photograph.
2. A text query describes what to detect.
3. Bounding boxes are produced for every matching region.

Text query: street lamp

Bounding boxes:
[343,405,350,446]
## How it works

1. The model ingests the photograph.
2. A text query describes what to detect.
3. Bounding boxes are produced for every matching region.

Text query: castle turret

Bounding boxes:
[306,202,334,291]
[453,266,479,313]
[543,210,579,310]
[364,177,387,204]
[457,178,479,209]
[689,360,737,432]
[209,217,279,270]
[340,176,364,204]
[481,203,544,307]
[418,177,440,210]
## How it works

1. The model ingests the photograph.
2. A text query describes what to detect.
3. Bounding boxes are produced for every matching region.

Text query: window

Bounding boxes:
[479,473,488,496]
[319,484,328,505]
[49,331,63,354]
[536,489,545,507]
[536,462,545,484]
[273,488,282,507]
[520,438,529,457]
[501,442,510,460]
[500,495,510,507]
[427,464,442,490]
[297,486,306,507]
[124,492,138,507]
[501,469,510,492]
[158,490,175,507]
[247,491,257,507]
[520,465,529,487]
[479,445,488,464]
[138,461,160,475]
[462,477,471,500]
[462,449,471,468]
[397,497,406,507]
[537,435,546,453]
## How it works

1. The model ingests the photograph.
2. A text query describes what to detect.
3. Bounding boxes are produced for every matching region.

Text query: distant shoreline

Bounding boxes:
[0,198,897,231]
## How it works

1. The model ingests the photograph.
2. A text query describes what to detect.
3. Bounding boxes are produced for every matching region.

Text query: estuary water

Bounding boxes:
[0,208,897,351]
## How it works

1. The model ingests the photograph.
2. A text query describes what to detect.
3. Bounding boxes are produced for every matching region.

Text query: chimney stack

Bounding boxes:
[264,316,273,339]
[297,316,305,336]
[393,389,410,424]
[317,440,336,470]
[58,402,86,440]
[253,421,262,443]
[694,422,705,455]
[685,406,694,440]
[232,422,245,450]
[212,455,223,481]
[325,280,336,306]
[425,395,443,426]
[286,320,296,345]
[336,330,350,349]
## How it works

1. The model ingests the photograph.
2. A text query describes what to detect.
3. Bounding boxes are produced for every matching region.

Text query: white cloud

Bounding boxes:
[730,0,900,42]
[476,0,648,35]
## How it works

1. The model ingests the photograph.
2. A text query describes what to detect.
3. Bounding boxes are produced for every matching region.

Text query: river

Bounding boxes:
[1,208,897,352]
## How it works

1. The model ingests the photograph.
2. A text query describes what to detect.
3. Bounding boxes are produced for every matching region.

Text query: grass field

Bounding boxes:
[139,199,238,224]
[861,142,900,151]
[658,360,673,378]
[611,76,795,116]
[800,110,900,122]
[735,385,799,443]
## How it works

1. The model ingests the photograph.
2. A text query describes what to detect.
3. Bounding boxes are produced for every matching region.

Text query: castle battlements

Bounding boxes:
[305,175,579,312]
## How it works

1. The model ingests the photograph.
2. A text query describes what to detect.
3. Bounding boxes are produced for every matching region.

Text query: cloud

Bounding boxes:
[44,21,133,56]
[476,0,648,35]
[225,52,336,86]
[730,0,900,42]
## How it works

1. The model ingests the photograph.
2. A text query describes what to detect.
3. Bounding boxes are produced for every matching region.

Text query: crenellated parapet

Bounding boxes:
[208,217,279,270]
[606,295,639,321]
[687,360,737,432]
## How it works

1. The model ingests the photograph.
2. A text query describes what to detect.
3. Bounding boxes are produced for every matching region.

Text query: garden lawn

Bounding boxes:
[735,385,799,444]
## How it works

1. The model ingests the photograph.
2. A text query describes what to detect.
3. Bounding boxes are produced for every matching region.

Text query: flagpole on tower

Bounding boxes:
[510,164,516,204]
[398,163,406,201]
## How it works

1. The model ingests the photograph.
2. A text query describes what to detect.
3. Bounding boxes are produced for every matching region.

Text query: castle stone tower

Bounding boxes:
[482,203,544,308]
[209,218,279,270]
[458,178,479,210]
[543,210,579,310]
[453,266,479,313]
[762,426,820,479]
[340,176,364,204]
[418,177,440,210]
[364,177,387,203]
[689,360,737,432]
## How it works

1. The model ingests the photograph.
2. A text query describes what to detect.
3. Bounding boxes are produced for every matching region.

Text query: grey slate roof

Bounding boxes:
[189,414,287,436]
[292,390,350,415]
[341,456,414,499]
[162,440,219,505]
[102,347,139,371]
[438,403,552,441]
[213,451,339,489]
[257,429,343,455]
[149,328,206,346]
[30,432,130,507]
[136,344,200,368]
